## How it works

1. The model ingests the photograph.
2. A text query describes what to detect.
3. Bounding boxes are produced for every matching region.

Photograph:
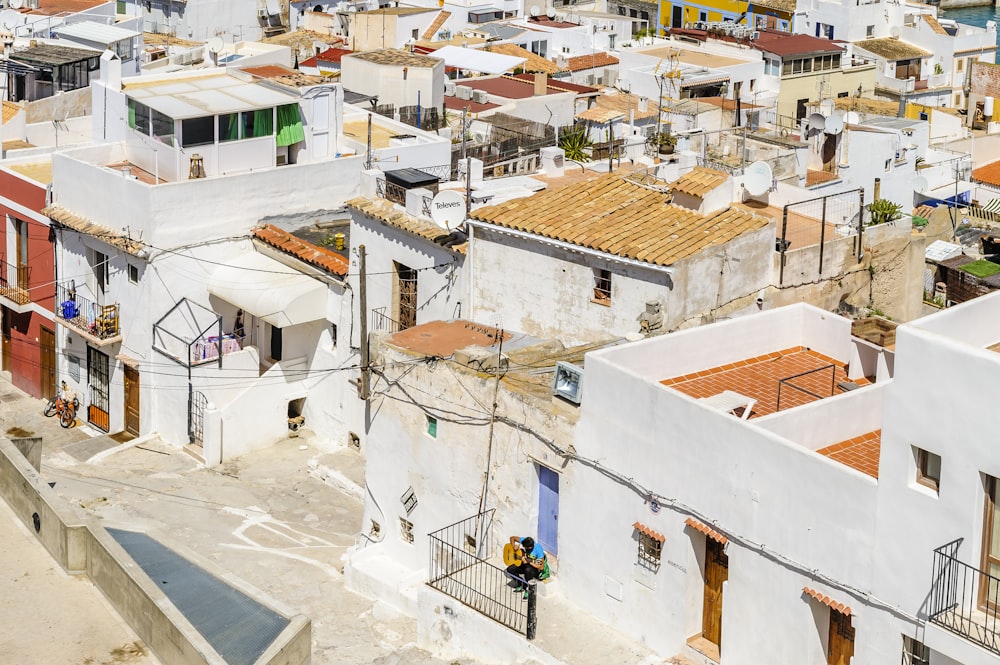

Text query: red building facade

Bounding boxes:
[0,165,56,399]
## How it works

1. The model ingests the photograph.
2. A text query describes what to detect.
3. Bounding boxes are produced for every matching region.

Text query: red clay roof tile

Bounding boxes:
[684,517,727,545]
[253,224,349,276]
[803,587,852,616]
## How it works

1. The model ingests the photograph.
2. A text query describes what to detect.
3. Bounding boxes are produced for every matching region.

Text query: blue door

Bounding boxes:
[537,466,559,556]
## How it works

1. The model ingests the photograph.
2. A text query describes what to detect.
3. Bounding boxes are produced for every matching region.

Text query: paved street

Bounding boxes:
[0,375,480,665]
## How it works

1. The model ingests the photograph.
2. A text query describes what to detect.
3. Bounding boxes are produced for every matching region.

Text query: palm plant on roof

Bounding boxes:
[559,126,593,162]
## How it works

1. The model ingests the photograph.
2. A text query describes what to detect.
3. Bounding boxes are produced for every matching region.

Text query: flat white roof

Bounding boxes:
[125,72,298,119]
[55,21,140,44]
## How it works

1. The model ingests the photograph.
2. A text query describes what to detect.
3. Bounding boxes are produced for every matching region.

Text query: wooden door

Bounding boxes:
[123,365,140,437]
[702,538,728,648]
[981,475,1000,609]
[827,609,855,665]
[39,326,55,399]
[1,307,11,372]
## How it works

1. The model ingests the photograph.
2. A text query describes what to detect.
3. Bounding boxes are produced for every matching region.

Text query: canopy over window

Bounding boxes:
[207,252,326,327]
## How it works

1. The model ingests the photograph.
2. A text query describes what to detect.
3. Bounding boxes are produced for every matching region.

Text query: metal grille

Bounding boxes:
[188,389,207,446]
[930,538,1000,656]
[87,346,109,431]
[428,510,537,639]
[778,189,864,285]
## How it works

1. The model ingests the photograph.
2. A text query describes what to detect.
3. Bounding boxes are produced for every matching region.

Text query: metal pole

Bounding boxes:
[857,187,865,261]
[818,196,827,275]
[779,206,789,285]
[465,156,472,219]
[359,245,370,400]
[526,583,537,640]
[365,113,373,170]
[461,107,468,162]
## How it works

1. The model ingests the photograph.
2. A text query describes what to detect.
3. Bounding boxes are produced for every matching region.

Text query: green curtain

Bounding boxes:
[219,113,239,141]
[275,104,305,147]
[128,101,135,129]
[252,108,273,137]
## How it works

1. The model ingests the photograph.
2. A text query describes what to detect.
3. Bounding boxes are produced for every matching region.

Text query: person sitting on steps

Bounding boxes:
[505,535,546,597]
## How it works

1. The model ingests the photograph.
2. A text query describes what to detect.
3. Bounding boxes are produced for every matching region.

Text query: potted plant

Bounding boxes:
[559,127,593,162]
[866,198,903,226]
[654,131,677,155]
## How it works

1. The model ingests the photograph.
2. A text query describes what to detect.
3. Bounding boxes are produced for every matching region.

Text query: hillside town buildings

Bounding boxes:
[6,0,1000,663]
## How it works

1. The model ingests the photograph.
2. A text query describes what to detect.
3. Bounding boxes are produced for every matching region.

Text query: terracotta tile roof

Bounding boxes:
[509,72,598,94]
[422,10,452,40]
[973,160,1000,187]
[469,173,769,268]
[753,32,844,57]
[684,517,727,545]
[1,101,20,125]
[560,52,620,72]
[671,166,729,197]
[444,97,500,113]
[816,430,881,478]
[347,196,468,254]
[43,205,147,257]
[922,14,949,35]
[575,93,660,123]
[364,6,435,15]
[854,37,931,61]
[485,43,559,74]
[388,319,508,357]
[347,49,442,68]
[253,224,349,276]
[633,522,665,543]
[803,587,851,615]
[300,47,352,68]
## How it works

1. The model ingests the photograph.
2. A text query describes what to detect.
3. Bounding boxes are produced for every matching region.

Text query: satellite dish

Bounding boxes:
[910,175,929,195]
[0,9,19,28]
[808,113,826,132]
[207,37,224,53]
[819,99,835,117]
[529,5,540,16]
[429,190,466,230]
[844,111,861,125]
[8,0,22,9]
[824,113,844,135]
[546,7,556,18]
[743,161,773,197]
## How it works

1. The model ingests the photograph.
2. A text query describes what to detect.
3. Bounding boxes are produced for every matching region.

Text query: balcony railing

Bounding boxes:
[0,258,30,305]
[428,510,537,639]
[372,307,403,333]
[929,539,1000,656]
[55,283,120,340]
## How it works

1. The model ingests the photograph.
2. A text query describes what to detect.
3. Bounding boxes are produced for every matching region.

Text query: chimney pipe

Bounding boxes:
[534,72,547,96]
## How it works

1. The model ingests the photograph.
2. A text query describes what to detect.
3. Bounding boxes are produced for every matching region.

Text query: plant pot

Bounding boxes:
[658,145,674,155]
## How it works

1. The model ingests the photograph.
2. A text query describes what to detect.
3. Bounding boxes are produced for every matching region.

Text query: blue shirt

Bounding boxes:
[520,538,544,561]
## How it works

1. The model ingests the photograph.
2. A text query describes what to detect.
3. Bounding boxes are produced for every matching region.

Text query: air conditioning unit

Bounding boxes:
[552,361,583,404]
[456,85,473,100]
[750,30,760,40]
[444,81,457,96]
[472,89,489,103]
[258,7,269,17]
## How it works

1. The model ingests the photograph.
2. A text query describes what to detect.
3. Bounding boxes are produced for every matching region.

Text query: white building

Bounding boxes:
[341,49,445,119]
[347,293,1000,665]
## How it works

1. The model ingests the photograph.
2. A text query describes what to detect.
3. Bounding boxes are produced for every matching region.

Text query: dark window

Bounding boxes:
[181,116,215,147]
[87,347,110,432]
[129,99,150,134]
[269,324,282,361]
[593,268,611,304]
[128,263,139,284]
[218,112,240,142]
[902,636,930,665]
[151,109,174,145]
[243,108,274,138]
[916,447,941,491]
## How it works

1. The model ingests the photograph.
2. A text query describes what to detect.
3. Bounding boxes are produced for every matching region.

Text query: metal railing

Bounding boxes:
[55,283,120,339]
[371,307,403,333]
[930,539,1000,655]
[775,364,835,412]
[0,257,30,305]
[427,510,537,639]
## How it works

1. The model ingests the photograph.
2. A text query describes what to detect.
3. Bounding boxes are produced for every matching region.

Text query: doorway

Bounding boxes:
[1,306,10,372]
[39,326,55,399]
[87,346,110,431]
[672,4,682,27]
[981,475,1000,609]
[702,538,728,654]
[827,609,855,665]
[124,365,140,437]
[394,262,417,330]
[537,465,559,556]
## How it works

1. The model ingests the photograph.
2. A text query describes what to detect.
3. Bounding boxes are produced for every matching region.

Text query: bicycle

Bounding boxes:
[43,392,80,428]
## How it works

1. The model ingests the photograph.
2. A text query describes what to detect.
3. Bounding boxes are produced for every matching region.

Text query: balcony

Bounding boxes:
[428,510,538,639]
[55,283,121,346]
[0,258,30,307]
[929,539,1000,656]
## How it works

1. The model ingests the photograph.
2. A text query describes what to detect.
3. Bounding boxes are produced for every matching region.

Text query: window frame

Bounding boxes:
[638,532,663,568]
[901,635,930,665]
[592,267,612,305]
[426,414,438,438]
[916,448,941,491]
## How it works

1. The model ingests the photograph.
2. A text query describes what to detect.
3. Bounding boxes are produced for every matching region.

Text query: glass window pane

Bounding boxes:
[244,108,274,138]
[218,113,240,142]
[181,116,215,148]
[130,99,150,134]
[924,452,941,482]
[151,109,174,146]
[991,491,1000,559]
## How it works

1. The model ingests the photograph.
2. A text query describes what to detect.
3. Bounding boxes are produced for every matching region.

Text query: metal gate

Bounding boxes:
[188,389,207,446]
[778,188,865,284]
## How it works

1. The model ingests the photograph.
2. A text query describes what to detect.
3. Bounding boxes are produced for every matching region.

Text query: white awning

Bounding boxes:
[432,45,524,74]
[207,252,326,328]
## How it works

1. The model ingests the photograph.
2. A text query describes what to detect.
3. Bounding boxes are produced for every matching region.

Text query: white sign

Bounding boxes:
[430,190,466,230]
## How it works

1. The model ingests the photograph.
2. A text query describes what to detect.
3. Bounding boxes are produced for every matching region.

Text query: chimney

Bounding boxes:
[638,96,648,113]
[534,72,547,96]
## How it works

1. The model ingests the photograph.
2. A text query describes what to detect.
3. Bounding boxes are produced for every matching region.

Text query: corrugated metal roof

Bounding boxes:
[55,20,140,44]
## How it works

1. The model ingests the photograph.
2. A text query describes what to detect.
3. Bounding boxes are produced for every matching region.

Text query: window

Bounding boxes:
[218,112,240,142]
[634,523,663,570]
[593,268,611,304]
[399,517,414,543]
[699,10,707,21]
[128,99,150,134]
[181,116,215,148]
[330,323,338,348]
[955,93,962,106]
[764,58,780,76]
[113,38,135,61]
[128,263,139,284]
[866,24,875,38]
[411,28,419,39]
[838,91,849,98]
[150,108,174,145]
[426,414,437,438]
[244,108,274,138]
[916,448,941,491]
[93,250,108,296]
[902,636,930,665]
[957,58,964,73]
